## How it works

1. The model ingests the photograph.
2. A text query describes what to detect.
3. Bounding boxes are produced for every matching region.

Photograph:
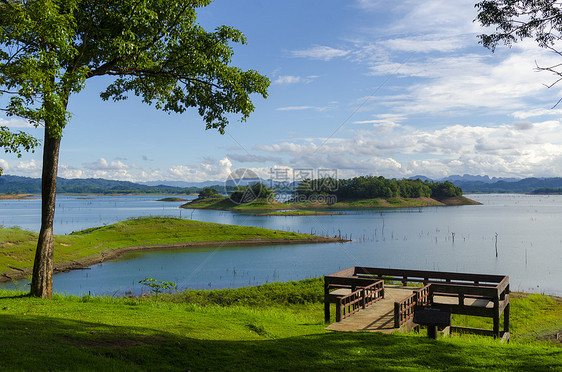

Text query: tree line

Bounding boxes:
[293,176,463,200]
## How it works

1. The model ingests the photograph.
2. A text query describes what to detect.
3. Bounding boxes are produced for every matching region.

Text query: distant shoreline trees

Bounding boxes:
[292,176,462,201]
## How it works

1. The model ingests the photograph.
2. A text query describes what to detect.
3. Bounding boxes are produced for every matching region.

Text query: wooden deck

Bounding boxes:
[325,285,495,333]
[326,285,413,333]
[324,267,510,338]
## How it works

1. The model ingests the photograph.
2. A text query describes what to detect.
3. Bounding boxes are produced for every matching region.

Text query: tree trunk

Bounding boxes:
[30,127,61,298]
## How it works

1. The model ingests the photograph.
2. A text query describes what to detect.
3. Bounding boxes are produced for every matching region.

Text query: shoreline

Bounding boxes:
[182,195,481,211]
[0,236,348,283]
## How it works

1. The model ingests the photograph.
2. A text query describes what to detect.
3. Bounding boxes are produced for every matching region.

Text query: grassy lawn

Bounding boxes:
[0,217,330,277]
[1,279,561,371]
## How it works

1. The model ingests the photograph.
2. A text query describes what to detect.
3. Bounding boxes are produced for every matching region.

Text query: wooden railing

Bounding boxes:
[351,267,507,287]
[336,280,383,321]
[394,284,430,328]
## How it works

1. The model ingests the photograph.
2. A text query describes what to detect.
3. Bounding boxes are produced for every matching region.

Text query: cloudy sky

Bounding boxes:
[3,0,562,183]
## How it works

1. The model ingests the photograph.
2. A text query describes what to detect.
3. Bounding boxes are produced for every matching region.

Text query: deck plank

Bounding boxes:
[326,286,415,333]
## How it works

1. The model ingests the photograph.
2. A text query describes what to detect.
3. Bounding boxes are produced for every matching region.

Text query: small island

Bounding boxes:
[181,176,480,212]
[157,197,190,202]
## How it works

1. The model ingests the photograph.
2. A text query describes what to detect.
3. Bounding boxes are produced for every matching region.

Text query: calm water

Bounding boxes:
[1,194,561,296]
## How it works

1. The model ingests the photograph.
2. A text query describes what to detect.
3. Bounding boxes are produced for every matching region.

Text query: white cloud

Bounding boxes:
[167,157,233,182]
[291,46,350,61]
[381,36,464,53]
[257,119,562,179]
[227,153,282,163]
[365,44,561,116]
[512,108,562,119]
[0,117,35,128]
[83,158,128,171]
[273,75,318,85]
[10,159,42,177]
[274,75,302,84]
[0,159,9,171]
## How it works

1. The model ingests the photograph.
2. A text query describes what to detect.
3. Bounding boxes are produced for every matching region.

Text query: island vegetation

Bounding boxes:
[156,197,190,202]
[0,217,344,282]
[529,187,562,195]
[0,278,561,370]
[182,177,478,211]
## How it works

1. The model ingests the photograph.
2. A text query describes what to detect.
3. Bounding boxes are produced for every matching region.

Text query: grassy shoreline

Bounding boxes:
[0,217,345,282]
[181,195,480,212]
[1,279,561,370]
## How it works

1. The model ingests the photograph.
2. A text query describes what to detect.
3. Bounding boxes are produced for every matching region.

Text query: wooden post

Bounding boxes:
[361,289,366,309]
[336,298,342,322]
[428,325,438,339]
[504,302,510,334]
[324,281,330,323]
[394,302,401,328]
[493,297,500,338]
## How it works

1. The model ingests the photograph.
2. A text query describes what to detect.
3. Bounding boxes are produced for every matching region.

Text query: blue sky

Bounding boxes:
[3,0,562,183]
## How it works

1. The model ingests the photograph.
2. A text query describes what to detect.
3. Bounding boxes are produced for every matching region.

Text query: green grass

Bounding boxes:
[0,279,561,371]
[0,217,326,276]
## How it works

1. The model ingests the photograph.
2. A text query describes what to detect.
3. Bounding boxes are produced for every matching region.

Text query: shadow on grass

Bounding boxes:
[1,315,561,371]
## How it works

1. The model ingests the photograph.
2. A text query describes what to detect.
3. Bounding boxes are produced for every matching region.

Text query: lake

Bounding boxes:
[1,194,561,296]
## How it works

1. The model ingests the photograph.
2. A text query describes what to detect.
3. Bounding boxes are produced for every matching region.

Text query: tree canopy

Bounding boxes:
[229,182,275,204]
[293,176,462,201]
[198,187,221,199]
[0,0,269,298]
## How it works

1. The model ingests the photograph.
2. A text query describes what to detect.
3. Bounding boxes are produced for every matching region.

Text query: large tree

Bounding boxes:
[0,0,269,298]
[476,0,562,105]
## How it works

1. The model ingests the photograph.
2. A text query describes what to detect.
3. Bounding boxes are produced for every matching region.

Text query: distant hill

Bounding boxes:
[4,174,562,195]
[139,180,223,188]
[0,175,206,195]
[410,175,562,194]
[446,177,562,193]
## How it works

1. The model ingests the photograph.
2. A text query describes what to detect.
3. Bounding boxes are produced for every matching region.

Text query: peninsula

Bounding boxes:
[0,217,346,282]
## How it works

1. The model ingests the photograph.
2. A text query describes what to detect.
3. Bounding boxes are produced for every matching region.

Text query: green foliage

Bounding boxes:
[293,176,462,200]
[164,278,324,306]
[139,277,176,302]
[0,0,270,136]
[197,187,221,199]
[475,0,562,51]
[229,182,275,204]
